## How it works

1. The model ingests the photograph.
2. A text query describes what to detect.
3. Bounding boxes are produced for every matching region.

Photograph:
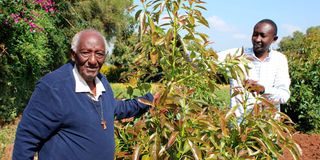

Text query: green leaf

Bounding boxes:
[187,139,202,160]
[135,9,143,20]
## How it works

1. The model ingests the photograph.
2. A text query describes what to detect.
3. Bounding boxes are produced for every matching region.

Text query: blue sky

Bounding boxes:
[133,0,320,52]
[201,0,320,51]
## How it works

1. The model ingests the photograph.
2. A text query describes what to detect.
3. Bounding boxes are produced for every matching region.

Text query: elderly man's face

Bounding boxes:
[72,31,106,84]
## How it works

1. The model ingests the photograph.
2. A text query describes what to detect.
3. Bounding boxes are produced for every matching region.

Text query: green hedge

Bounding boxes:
[279,27,320,133]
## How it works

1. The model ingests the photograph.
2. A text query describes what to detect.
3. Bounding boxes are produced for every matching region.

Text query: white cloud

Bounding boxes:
[282,24,301,34]
[208,16,235,32]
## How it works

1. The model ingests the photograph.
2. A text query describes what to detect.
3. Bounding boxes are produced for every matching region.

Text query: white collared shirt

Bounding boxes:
[218,48,291,117]
[72,65,106,101]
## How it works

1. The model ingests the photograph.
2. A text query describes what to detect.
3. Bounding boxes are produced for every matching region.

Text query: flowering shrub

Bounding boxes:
[2,0,56,32]
[0,0,67,122]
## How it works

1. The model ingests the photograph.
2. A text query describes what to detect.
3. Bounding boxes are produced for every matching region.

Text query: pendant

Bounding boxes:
[101,120,107,130]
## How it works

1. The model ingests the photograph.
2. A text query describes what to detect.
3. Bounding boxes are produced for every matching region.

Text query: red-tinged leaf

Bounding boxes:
[238,149,248,157]
[194,5,207,10]
[258,97,274,108]
[196,15,209,27]
[197,32,208,42]
[219,114,229,137]
[128,5,138,13]
[160,0,166,12]
[151,134,160,160]
[231,87,242,97]
[116,151,130,157]
[187,139,202,160]
[167,131,179,148]
[197,0,206,4]
[132,144,141,160]
[253,103,260,116]
[138,98,154,107]
[164,120,176,131]
[126,127,138,136]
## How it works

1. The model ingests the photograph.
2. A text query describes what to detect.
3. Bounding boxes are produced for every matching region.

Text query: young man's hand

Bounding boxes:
[244,79,265,95]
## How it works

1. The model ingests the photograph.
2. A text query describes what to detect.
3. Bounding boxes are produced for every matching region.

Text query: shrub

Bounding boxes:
[114,0,301,159]
[100,64,127,83]
[0,0,67,122]
[279,27,320,133]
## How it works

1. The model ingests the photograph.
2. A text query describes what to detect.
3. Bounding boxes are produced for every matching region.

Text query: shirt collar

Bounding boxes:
[72,65,105,99]
[246,47,272,62]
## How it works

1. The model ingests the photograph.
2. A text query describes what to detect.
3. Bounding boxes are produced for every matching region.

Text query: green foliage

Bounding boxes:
[0,0,68,122]
[114,0,301,159]
[57,0,139,76]
[100,64,127,83]
[279,26,320,133]
[56,0,134,39]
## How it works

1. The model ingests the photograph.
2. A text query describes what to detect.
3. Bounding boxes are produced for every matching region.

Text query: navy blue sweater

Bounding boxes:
[13,62,153,160]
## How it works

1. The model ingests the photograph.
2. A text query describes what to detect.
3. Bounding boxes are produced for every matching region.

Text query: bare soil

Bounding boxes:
[281,133,320,160]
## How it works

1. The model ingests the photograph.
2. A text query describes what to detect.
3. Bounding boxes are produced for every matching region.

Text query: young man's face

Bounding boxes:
[72,31,106,84]
[251,22,277,55]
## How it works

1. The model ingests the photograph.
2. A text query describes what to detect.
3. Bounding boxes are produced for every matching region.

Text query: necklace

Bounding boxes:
[92,97,107,130]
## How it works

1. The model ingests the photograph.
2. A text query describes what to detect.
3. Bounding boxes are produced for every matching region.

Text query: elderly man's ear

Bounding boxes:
[70,51,76,62]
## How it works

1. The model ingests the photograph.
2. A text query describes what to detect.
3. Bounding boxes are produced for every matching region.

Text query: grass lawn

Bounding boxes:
[0,83,229,158]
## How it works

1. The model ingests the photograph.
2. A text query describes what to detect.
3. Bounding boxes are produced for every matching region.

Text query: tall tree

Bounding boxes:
[57,0,139,81]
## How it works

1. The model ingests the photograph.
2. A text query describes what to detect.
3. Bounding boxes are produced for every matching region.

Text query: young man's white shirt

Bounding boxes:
[218,48,290,118]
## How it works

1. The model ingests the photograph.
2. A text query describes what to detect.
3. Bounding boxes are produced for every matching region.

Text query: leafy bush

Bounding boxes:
[114,0,301,159]
[100,64,126,83]
[279,27,320,133]
[0,0,68,122]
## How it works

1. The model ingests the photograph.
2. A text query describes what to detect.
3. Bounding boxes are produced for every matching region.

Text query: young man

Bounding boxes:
[219,19,290,118]
[13,29,157,160]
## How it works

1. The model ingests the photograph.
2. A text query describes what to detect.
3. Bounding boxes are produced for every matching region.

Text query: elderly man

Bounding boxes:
[13,29,155,160]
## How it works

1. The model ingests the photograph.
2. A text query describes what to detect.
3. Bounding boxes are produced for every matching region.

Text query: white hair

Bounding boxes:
[71,29,108,53]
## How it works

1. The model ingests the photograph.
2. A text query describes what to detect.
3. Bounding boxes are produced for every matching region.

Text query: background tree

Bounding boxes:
[57,0,140,82]
[279,26,320,133]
